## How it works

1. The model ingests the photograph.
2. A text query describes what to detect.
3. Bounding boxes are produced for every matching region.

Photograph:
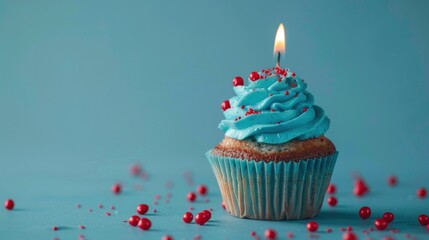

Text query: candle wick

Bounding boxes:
[276,52,281,68]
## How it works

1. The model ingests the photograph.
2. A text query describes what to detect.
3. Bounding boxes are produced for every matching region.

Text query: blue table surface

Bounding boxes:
[1,0,429,239]
[1,154,428,240]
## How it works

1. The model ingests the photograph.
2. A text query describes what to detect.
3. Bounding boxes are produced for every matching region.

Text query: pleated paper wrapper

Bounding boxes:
[207,151,338,220]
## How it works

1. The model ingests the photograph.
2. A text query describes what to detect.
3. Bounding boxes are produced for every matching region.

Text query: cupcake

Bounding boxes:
[206,68,338,220]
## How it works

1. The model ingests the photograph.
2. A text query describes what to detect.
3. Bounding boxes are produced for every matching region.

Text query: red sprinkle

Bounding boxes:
[128,215,140,226]
[137,204,149,215]
[264,229,276,239]
[303,107,308,112]
[418,214,429,225]
[187,192,197,202]
[387,175,397,186]
[327,184,336,194]
[287,232,294,238]
[79,225,86,229]
[285,91,289,95]
[162,235,174,240]
[383,212,395,223]
[137,218,151,230]
[183,212,193,223]
[197,185,208,195]
[326,228,332,233]
[342,232,357,240]
[221,100,231,111]
[307,222,318,232]
[327,196,338,207]
[130,164,141,176]
[98,204,103,209]
[249,72,260,81]
[359,206,371,219]
[374,218,388,230]
[105,211,111,216]
[52,226,58,231]
[346,226,353,231]
[233,76,244,86]
[291,72,296,77]
[111,183,121,195]
[221,201,226,210]
[250,231,256,236]
[354,178,369,197]
[417,187,427,199]
[76,204,81,208]
[4,199,14,210]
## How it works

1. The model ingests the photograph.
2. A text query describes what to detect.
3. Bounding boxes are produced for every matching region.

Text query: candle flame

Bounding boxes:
[273,23,286,56]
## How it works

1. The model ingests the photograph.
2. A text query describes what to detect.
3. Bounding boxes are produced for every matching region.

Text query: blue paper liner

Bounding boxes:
[206,151,338,220]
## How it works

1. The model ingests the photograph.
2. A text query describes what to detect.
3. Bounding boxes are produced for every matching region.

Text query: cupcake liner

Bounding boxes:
[206,151,338,220]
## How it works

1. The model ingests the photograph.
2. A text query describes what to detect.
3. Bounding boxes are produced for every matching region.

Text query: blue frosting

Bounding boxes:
[219,69,330,144]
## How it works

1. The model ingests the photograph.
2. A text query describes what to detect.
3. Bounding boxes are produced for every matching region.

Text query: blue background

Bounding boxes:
[0,0,428,239]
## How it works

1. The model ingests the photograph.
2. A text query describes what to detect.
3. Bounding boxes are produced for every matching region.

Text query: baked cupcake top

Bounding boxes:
[219,68,330,144]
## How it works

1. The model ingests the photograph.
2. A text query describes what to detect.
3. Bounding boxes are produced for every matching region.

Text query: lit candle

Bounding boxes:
[273,23,286,68]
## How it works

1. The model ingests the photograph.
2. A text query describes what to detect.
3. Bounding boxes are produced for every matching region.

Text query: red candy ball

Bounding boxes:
[232,76,244,86]
[383,212,394,223]
[264,229,276,239]
[417,188,427,199]
[202,210,211,220]
[354,178,369,197]
[137,204,149,215]
[249,72,260,81]
[221,100,231,111]
[4,199,14,210]
[387,176,397,186]
[307,221,318,232]
[221,201,226,210]
[197,185,208,195]
[128,215,140,226]
[162,235,173,240]
[327,184,336,194]
[374,218,388,230]
[359,206,371,219]
[342,232,357,240]
[195,212,209,225]
[327,196,338,207]
[418,214,429,225]
[111,183,121,195]
[138,218,151,230]
[187,192,197,202]
[182,212,193,223]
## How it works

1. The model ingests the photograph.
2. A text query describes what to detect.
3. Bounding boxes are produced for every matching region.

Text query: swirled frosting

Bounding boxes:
[219,68,330,144]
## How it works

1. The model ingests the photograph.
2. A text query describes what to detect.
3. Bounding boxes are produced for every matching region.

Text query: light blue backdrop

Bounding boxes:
[0,0,428,239]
